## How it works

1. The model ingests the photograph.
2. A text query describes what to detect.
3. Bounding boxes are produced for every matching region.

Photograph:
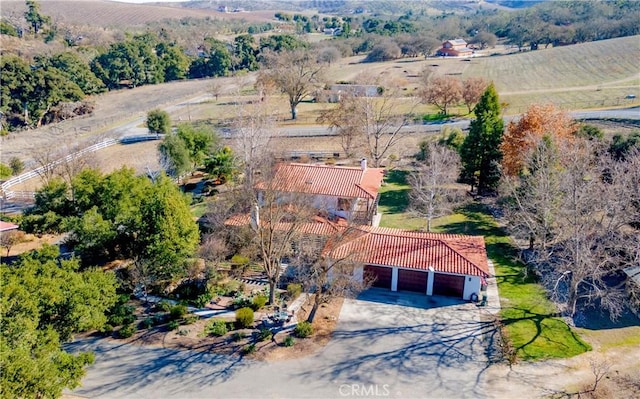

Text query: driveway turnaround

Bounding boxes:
[69,289,498,398]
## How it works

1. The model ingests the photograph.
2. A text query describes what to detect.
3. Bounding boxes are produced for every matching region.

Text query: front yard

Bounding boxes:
[378,170,591,361]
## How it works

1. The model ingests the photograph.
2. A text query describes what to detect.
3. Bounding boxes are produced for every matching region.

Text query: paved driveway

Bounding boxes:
[69,290,498,398]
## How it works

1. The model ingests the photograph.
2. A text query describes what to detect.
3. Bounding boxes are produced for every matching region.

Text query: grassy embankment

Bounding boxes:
[378,170,591,360]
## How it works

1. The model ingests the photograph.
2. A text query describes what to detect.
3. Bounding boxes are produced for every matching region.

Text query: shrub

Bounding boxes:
[257,328,272,342]
[206,319,228,337]
[194,292,213,308]
[152,314,165,325]
[235,307,254,329]
[155,301,172,312]
[139,317,154,329]
[233,296,252,309]
[287,283,302,300]
[232,331,246,342]
[283,336,295,347]
[242,343,256,355]
[169,304,188,320]
[251,295,268,311]
[118,323,136,339]
[294,321,313,338]
[100,324,114,337]
[177,328,190,336]
[167,320,180,330]
[183,314,199,325]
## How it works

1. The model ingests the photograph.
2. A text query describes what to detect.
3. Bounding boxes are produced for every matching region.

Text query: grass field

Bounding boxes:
[377,170,591,361]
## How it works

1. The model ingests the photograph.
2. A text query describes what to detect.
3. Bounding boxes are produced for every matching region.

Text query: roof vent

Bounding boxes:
[360,158,367,171]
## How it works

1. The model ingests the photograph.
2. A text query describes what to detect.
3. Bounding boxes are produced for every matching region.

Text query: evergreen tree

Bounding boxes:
[459,83,504,194]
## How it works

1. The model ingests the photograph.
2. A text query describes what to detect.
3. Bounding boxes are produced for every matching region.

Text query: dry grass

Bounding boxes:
[0,1,274,28]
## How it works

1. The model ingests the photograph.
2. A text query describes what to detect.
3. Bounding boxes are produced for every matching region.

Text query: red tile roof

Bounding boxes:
[225,212,489,277]
[0,221,19,232]
[267,163,384,199]
[329,227,489,277]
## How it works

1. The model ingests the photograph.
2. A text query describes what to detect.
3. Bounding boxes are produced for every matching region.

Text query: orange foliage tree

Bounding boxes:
[501,104,577,176]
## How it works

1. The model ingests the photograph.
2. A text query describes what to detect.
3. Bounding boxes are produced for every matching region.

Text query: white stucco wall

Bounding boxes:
[463,275,482,301]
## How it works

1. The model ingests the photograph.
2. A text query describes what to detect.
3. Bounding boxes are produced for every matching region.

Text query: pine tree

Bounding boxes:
[459,83,504,194]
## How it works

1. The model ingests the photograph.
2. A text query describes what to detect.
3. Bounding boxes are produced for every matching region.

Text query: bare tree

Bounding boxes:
[292,224,371,323]
[238,165,319,305]
[0,230,25,257]
[408,143,464,232]
[419,75,462,115]
[230,99,275,190]
[259,49,325,120]
[316,46,341,66]
[462,77,489,113]
[320,84,416,167]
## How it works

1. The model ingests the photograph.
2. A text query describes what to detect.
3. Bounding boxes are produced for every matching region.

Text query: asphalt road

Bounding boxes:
[67,290,497,399]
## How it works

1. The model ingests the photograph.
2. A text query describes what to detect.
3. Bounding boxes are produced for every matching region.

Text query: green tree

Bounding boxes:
[258,34,308,53]
[91,38,161,89]
[136,175,200,282]
[158,133,191,177]
[233,34,258,71]
[24,0,50,34]
[175,123,217,169]
[146,109,171,136]
[46,52,106,95]
[0,163,12,179]
[156,42,190,81]
[205,146,236,182]
[0,245,117,398]
[459,83,504,194]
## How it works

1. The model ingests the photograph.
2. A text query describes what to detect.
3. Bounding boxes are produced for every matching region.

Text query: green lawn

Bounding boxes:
[378,171,591,360]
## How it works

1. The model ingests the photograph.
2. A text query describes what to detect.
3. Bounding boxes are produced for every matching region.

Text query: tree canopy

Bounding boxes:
[1,245,117,398]
[459,83,504,194]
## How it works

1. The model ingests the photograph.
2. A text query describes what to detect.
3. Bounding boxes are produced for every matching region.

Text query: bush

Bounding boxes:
[183,314,199,325]
[232,331,246,342]
[194,292,213,308]
[177,328,190,336]
[206,319,228,337]
[167,320,180,330]
[233,296,252,310]
[155,301,172,312]
[169,304,188,320]
[251,295,268,311]
[287,283,302,300]
[242,343,256,355]
[294,321,313,338]
[257,328,272,342]
[283,336,295,347]
[118,323,136,339]
[100,324,114,336]
[235,307,254,329]
[139,317,154,329]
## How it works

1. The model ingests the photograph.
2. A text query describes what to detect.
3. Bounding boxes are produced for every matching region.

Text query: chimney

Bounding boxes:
[250,204,260,230]
[360,158,367,171]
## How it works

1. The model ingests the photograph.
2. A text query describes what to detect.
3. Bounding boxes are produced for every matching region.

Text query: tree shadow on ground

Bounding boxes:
[65,336,251,398]
[378,170,410,214]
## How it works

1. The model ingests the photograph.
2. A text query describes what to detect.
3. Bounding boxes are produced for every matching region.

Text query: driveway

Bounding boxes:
[69,290,498,398]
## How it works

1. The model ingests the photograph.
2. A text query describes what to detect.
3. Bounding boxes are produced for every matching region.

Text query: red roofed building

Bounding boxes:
[321,226,489,300]
[436,39,474,57]
[261,161,384,225]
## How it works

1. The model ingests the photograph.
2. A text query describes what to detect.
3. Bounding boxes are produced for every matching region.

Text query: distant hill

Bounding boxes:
[485,0,548,9]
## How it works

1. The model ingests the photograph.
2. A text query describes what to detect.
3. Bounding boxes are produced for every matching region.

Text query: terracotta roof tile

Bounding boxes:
[269,163,384,199]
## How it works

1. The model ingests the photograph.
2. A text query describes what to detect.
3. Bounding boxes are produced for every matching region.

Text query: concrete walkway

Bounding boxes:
[483,260,502,317]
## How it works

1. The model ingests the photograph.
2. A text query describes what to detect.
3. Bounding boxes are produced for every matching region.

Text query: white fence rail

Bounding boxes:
[1,138,118,200]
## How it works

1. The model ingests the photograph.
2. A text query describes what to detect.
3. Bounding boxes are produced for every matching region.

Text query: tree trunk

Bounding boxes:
[268,280,277,305]
[307,289,323,323]
[291,104,297,120]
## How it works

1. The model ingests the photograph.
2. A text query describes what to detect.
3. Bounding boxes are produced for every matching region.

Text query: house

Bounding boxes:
[259,160,384,225]
[436,39,474,57]
[317,84,380,103]
[337,227,489,300]
[228,161,490,301]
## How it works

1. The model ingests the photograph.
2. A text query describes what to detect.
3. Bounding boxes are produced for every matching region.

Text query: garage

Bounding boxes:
[433,273,465,298]
[364,265,392,289]
[397,269,428,293]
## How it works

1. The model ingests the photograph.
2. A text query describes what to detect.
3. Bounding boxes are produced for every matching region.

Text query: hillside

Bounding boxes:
[0,0,274,28]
